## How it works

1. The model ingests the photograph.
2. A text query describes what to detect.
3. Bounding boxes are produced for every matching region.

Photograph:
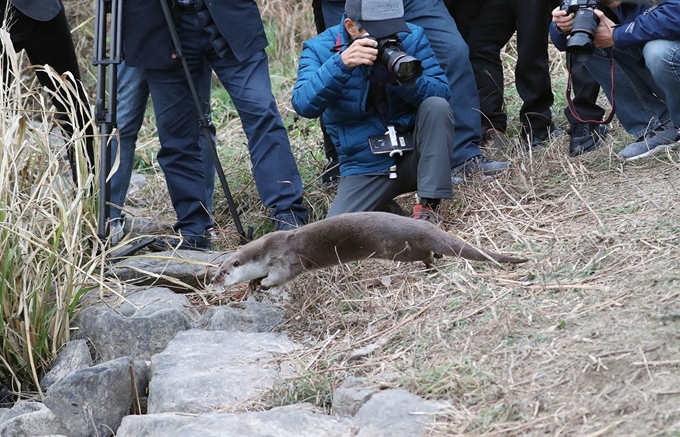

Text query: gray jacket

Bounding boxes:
[10,0,61,21]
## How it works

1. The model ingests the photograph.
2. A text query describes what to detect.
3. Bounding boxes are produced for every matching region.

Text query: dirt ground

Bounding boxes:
[270,136,680,436]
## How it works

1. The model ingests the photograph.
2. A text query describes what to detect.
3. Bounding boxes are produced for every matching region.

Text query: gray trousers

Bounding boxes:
[328,97,454,217]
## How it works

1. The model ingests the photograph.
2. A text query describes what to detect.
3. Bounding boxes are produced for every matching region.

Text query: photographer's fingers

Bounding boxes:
[341,38,378,68]
[593,9,615,48]
[552,7,574,33]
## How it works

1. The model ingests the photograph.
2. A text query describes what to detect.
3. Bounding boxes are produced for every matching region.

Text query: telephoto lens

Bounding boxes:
[376,37,423,86]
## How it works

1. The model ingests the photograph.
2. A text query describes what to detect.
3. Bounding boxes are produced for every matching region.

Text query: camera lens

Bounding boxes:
[391,57,422,82]
[378,39,423,86]
[566,8,599,61]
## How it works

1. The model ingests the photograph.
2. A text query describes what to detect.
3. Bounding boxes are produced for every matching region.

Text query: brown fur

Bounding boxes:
[211,212,527,290]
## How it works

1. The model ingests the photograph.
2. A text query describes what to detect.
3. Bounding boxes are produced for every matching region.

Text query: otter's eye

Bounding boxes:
[233,261,240,268]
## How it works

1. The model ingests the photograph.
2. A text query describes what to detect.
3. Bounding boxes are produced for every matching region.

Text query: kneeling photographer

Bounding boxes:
[551,0,680,161]
[292,0,454,220]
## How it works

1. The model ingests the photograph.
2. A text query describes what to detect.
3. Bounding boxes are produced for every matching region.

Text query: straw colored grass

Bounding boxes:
[0,30,113,399]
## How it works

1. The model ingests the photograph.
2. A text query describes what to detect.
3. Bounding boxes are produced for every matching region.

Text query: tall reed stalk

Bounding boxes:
[0,32,103,400]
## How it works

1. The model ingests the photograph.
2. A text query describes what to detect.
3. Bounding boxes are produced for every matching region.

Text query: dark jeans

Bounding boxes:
[328,97,454,217]
[108,62,216,222]
[1,2,95,182]
[145,11,307,237]
[466,0,554,132]
[584,42,679,139]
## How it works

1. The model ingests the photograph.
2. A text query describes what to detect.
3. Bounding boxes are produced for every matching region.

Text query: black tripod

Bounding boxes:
[93,0,251,259]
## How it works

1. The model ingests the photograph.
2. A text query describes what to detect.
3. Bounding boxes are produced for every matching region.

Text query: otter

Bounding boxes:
[211,211,527,290]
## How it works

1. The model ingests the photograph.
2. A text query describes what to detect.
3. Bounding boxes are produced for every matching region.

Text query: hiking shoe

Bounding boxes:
[616,126,680,161]
[273,211,305,231]
[412,204,436,221]
[568,122,608,157]
[451,155,511,184]
[480,127,509,150]
[520,123,562,150]
[148,236,211,252]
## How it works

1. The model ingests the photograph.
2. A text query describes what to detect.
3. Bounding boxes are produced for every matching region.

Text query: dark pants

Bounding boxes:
[328,97,454,217]
[466,0,554,132]
[565,58,605,125]
[444,1,486,41]
[145,11,307,237]
[1,2,94,182]
[311,0,340,166]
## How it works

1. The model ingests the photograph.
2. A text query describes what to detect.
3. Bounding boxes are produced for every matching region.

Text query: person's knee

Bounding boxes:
[643,40,680,78]
[418,97,454,126]
[420,96,451,114]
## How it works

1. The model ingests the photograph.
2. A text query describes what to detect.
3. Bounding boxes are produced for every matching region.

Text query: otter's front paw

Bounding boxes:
[249,278,262,291]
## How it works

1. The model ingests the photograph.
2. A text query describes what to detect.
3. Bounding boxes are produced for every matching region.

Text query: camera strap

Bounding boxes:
[565,52,616,125]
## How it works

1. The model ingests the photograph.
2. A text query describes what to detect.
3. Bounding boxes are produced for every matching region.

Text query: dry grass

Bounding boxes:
[274,140,680,436]
[0,31,114,399]
[44,1,680,434]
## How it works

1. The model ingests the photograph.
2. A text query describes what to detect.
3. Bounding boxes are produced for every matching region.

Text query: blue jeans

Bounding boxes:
[109,61,216,222]
[145,11,307,231]
[584,40,680,139]
[321,0,483,168]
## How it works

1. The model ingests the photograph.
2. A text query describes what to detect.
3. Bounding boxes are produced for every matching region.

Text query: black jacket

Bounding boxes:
[123,0,268,69]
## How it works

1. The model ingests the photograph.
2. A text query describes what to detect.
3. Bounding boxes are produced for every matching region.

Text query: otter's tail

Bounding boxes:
[440,235,528,264]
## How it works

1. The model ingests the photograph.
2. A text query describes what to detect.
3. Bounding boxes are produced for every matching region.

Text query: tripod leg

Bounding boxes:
[158,0,250,244]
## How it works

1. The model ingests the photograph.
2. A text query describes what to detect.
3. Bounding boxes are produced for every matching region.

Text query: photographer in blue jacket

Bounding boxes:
[551,0,680,161]
[292,0,455,220]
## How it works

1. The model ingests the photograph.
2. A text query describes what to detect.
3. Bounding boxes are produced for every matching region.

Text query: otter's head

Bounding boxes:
[210,250,271,287]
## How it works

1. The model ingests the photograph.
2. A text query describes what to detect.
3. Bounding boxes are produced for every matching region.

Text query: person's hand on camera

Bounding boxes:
[593,9,615,48]
[341,36,378,68]
[552,6,574,34]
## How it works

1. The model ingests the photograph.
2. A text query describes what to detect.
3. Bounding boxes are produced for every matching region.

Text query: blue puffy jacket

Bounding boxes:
[292,20,450,176]
[551,1,680,51]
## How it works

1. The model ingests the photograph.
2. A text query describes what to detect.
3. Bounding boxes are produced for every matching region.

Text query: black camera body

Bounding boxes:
[561,0,600,61]
[357,35,423,87]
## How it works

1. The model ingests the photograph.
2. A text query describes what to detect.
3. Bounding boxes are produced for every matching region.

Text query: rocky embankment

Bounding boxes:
[0,250,447,436]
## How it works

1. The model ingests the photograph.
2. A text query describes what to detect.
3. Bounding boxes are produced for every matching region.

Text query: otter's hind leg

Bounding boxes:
[423,251,439,270]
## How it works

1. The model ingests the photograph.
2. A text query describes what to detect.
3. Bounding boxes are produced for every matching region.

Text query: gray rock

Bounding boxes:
[41,339,93,392]
[109,251,231,289]
[117,406,354,437]
[74,287,198,362]
[0,401,44,423]
[332,377,379,417]
[115,412,200,437]
[147,330,300,414]
[44,357,145,437]
[200,301,283,332]
[0,402,66,437]
[115,287,200,320]
[353,389,446,437]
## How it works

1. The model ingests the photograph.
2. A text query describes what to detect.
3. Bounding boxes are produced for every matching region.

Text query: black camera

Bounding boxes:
[560,0,665,60]
[357,35,423,87]
[561,0,600,61]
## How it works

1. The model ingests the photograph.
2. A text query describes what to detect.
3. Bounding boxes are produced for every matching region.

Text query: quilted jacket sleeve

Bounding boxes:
[292,38,354,119]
